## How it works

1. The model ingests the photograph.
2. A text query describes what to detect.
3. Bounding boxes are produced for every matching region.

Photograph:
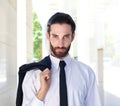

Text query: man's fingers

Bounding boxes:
[40,68,51,80]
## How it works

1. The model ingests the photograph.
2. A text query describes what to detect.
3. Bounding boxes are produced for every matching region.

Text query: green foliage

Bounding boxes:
[33,11,42,61]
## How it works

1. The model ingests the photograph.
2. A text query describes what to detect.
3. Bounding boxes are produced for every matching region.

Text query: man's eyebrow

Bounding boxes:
[51,33,58,36]
[51,33,71,36]
[64,34,71,36]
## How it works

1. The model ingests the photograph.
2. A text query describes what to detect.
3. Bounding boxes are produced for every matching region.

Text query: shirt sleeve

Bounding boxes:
[85,69,101,106]
[22,70,44,106]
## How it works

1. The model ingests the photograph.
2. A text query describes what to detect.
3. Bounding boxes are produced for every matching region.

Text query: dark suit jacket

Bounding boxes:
[16,56,51,106]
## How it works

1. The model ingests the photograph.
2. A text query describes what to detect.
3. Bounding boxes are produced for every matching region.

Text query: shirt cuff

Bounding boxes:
[31,97,44,106]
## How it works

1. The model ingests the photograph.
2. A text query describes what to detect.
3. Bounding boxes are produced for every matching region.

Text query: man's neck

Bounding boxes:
[50,53,69,60]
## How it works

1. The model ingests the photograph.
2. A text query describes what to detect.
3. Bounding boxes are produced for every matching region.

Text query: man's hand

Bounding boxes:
[37,68,51,100]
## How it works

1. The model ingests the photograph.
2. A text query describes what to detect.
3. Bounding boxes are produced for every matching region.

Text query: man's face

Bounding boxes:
[47,23,75,59]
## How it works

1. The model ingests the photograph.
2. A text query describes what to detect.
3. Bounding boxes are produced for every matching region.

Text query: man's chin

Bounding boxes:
[54,52,67,58]
[56,49,66,52]
[51,47,70,58]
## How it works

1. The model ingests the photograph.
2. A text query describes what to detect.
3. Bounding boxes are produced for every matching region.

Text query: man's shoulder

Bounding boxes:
[19,55,51,73]
[19,62,40,73]
[71,58,90,68]
[25,68,40,79]
[71,58,95,75]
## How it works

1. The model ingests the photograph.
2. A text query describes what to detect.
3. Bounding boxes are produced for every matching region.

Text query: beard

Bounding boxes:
[50,43,71,58]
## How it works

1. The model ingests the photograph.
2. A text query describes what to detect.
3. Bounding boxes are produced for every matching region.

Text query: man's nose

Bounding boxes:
[58,39,64,47]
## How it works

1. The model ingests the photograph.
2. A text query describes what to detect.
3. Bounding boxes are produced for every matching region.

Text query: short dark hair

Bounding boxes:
[47,12,76,34]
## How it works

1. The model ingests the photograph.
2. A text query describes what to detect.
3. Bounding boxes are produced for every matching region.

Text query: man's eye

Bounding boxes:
[53,35,57,38]
[51,35,58,38]
[66,35,69,38]
[64,35,70,39]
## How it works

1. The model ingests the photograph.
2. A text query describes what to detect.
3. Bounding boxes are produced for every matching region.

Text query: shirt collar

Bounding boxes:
[50,54,71,71]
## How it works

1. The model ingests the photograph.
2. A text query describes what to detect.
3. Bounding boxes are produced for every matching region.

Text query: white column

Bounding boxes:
[0,0,17,105]
[17,0,33,64]
[97,48,104,105]
[95,2,105,105]
[17,0,27,67]
[26,0,33,61]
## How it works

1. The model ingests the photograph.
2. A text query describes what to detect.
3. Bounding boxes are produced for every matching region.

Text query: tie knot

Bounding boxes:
[59,61,66,69]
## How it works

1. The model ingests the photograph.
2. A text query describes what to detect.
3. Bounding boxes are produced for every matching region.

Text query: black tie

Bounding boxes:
[59,61,68,106]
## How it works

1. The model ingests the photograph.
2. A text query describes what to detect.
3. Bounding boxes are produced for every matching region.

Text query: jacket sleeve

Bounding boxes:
[16,64,31,106]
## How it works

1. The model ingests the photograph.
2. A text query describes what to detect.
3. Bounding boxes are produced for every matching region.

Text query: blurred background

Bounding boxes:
[0,0,120,106]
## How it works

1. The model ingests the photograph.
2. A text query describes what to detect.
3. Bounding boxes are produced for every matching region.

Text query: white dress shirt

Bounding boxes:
[22,55,101,106]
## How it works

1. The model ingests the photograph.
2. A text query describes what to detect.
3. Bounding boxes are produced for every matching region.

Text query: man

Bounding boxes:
[22,12,101,106]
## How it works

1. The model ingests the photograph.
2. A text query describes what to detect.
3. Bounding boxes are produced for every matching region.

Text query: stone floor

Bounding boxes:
[104,63,120,106]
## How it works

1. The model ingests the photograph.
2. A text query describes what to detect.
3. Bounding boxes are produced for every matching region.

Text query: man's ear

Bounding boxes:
[46,32,50,41]
[71,33,75,42]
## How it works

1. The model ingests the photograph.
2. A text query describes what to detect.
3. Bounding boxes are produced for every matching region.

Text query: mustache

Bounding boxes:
[55,47,67,49]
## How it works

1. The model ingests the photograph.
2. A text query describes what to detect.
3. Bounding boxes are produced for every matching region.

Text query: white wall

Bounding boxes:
[0,0,33,106]
[0,0,17,105]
